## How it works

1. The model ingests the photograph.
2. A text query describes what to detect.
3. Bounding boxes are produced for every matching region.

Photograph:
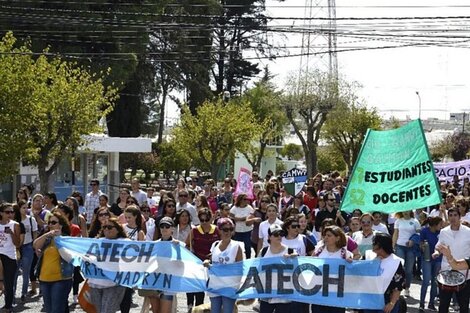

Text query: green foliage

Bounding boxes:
[317,146,346,174]
[279,144,304,160]
[157,140,192,176]
[239,67,288,170]
[276,159,287,175]
[0,32,117,191]
[322,102,382,173]
[171,98,260,178]
[431,133,470,161]
[283,69,345,177]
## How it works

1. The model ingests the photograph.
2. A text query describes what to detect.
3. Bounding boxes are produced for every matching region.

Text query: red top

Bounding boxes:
[71,224,81,237]
[191,224,220,261]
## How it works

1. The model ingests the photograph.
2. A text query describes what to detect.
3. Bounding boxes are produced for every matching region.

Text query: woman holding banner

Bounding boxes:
[312,225,353,313]
[88,217,128,313]
[258,223,297,313]
[33,211,73,313]
[203,218,244,313]
[364,233,405,313]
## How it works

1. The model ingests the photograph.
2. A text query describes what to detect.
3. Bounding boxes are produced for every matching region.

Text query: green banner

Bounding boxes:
[340,120,441,213]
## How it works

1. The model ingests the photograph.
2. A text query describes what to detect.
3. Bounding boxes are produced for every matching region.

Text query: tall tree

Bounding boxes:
[0,33,116,192]
[240,67,288,170]
[323,102,382,173]
[283,69,341,177]
[212,0,277,96]
[171,98,260,178]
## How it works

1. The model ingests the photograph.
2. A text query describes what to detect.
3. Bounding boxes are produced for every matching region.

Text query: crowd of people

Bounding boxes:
[0,171,469,313]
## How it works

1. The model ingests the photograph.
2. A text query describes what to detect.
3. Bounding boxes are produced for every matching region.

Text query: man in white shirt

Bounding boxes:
[146,187,157,208]
[130,178,147,206]
[84,179,103,225]
[176,189,199,225]
[372,211,389,235]
[434,207,470,313]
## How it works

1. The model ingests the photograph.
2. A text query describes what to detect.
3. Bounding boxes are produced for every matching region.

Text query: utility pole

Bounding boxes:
[298,0,338,79]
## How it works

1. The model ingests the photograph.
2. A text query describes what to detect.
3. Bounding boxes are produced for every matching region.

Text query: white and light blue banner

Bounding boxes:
[56,237,389,310]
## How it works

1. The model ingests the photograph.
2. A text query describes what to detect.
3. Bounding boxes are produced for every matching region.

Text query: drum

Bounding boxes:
[437,270,467,292]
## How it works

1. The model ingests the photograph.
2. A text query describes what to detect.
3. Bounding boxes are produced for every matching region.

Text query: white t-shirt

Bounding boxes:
[210,240,242,265]
[22,216,38,245]
[461,212,470,224]
[260,245,291,304]
[177,203,200,225]
[258,219,283,248]
[282,234,308,256]
[230,205,254,233]
[352,230,377,256]
[394,218,421,246]
[372,223,389,235]
[131,190,148,206]
[0,221,19,260]
[315,246,353,259]
[124,224,140,241]
[145,218,156,241]
[437,224,470,280]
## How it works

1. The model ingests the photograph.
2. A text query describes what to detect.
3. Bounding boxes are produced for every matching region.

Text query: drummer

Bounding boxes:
[432,207,470,313]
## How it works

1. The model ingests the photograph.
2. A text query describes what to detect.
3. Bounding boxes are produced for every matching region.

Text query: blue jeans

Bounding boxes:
[420,260,440,307]
[234,231,252,259]
[395,245,415,289]
[210,296,236,313]
[40,279,73,313]
[14,243,34,297]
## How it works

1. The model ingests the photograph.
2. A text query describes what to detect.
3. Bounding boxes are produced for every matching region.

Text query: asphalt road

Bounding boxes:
[1,276,443,313]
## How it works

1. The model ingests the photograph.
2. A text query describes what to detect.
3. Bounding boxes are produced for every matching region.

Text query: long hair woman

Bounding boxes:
[33,211,73,313]
[0,203,21,312]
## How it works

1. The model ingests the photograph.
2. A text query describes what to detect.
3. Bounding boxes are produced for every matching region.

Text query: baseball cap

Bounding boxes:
[159,217,174,227]
[268,224,283,236]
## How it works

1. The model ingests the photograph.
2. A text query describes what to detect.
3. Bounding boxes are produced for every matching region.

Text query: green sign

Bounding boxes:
[340,120,441,213]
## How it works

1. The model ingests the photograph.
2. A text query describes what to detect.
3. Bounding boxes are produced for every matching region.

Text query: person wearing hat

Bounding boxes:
[144,216,184,313]
[258,223,297,313]
[203,218,243,313]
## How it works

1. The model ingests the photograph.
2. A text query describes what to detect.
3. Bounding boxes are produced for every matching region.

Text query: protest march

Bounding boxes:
[0,119,469,313]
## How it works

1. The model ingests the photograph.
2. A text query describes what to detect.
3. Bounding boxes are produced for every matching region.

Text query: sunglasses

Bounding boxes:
[48,220,59,225]
[361,221,371,225]
[98,212,110,217]
[221,228,234,232]
[290,224,300,229]
[102,225,116,230]
[141,209,150,213]
[271,232,283,237]
[3,210,14,214]
[200,218,210,223]
[90,183,98,186]
[159,224,172,229]
[166,204,175,208]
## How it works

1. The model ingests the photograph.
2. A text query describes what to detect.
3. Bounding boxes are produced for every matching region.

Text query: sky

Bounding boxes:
[166,0,470,122]
[263,0,470,121]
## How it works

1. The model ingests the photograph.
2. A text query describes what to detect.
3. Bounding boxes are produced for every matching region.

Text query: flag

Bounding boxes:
[340,119,441,213]
[282,167,308,196]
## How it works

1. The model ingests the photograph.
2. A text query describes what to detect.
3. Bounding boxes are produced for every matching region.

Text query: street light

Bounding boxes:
[415,91,421,120]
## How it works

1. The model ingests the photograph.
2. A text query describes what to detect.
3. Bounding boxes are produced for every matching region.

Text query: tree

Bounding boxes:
[239,67,288,170]
[280,144,304,161]
[171,98,260,179]
[430,132,470,161]
[317,145,346,174]
[0,33,116,192]
[283,69,343,177]
[323,102,382,173]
